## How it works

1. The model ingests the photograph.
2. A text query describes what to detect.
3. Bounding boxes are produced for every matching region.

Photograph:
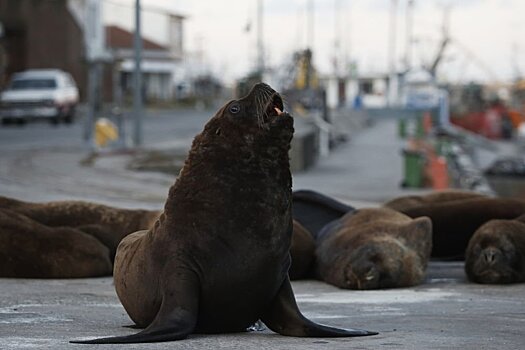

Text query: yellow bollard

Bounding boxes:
[95,118,119,148]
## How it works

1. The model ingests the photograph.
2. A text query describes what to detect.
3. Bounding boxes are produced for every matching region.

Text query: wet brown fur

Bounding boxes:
[384,192,525,259]
[316,208,432,290]
[0,196,159,277]
[113,85,294,332]
[0,208,113,278]
[73,84,377,344]
[289,220,316,280]
[465,214,525,284]
[383,190,488,212]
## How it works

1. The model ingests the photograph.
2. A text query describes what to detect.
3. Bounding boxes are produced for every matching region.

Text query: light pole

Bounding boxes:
[133,0,143,147]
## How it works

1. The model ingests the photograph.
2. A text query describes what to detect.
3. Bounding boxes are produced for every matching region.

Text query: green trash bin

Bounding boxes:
[402,149,425,188]
[415,116,425,138]
[398,118,407,139]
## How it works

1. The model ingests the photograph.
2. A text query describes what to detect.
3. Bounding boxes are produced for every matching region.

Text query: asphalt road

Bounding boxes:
[0,108,214,208]
[0,107,212,151]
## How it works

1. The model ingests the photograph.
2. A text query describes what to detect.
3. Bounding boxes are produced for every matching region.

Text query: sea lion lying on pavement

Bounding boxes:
[315,207,432,290]
[465,214,525,284]
[290,190,355,280]
[71,83,377,344]
[0,209,113,278]
[384,193,525,259]
[289,220,316,280]
[0,196,160,277]
[0,196,160,265]
[383,190,488,212]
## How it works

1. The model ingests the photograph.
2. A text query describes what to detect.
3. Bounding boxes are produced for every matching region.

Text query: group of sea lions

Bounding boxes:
[1,83,525,344]
[290,190,525,288]
[0,196,159,278]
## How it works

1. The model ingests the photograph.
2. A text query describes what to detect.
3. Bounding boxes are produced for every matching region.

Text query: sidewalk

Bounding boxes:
[293,116,430,206]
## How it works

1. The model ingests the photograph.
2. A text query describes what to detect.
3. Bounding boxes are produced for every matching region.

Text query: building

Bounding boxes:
[0,0,185,103]
[0,0,86,95]
[104,24,181,103]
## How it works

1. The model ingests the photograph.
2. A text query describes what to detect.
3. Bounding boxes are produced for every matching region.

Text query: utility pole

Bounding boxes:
[388,0,398,76]
[256,0,264,74]
[388,0,398,106]
[333,0,340,76]
[405,0,414,71]
[133,0,143,147]
[84,0,104,148]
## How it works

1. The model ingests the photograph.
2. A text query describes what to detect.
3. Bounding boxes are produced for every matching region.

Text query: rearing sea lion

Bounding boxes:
[71,83,377,344]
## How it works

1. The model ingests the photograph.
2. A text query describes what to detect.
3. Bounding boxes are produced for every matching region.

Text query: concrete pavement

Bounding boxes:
[1,110,524,349]
[1,262,524,350]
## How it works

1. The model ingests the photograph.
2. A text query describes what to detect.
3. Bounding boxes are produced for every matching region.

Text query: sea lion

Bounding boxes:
[0,208,112,278]
[315,207,432,290]
[289,220,315,280]
[384,193,525,259]
[465,214,525,284]
[383,190,488,212]
[289,190,354,280]
[0,195,160,263]
[71,83,376,344]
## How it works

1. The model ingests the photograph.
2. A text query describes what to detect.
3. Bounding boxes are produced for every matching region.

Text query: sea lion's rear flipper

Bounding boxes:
[261,277,378,337]
[70,271,199,344]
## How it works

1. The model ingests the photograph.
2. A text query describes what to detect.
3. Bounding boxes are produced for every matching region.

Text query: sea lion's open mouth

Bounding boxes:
[263,93,285,124]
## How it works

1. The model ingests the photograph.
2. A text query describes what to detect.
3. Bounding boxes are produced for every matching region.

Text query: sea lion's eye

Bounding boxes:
[229,104,240,114]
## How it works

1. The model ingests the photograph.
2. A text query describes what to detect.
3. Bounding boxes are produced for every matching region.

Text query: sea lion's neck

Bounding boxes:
[162,130,292,228]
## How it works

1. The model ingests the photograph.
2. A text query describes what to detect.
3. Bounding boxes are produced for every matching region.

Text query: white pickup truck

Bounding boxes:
[0,69,79,125]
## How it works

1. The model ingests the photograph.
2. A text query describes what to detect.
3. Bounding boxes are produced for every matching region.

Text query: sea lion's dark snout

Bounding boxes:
[241,83,286,126]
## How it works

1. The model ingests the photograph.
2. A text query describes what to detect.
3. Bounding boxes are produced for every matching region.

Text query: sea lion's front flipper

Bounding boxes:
[261,277,378,337]
[70,270,199,344]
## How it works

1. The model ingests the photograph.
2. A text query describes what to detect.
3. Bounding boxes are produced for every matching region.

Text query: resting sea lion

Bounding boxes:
[71,83,376,344]
[289,190,354,280]
[315,208,432,290]
[0,209,112,278]
[383,190,488,212]
[289,220,316,280]
[0,195,160,264]
[384,194,525,259]
[465,214,525,284]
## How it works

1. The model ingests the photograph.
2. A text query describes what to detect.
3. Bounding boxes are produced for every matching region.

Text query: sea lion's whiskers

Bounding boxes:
[255,95,264,127]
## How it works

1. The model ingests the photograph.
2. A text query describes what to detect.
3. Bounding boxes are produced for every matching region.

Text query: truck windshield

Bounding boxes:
[9,79,57,90]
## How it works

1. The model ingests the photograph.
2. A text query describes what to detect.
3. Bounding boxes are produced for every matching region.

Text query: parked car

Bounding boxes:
[0,69,79,125]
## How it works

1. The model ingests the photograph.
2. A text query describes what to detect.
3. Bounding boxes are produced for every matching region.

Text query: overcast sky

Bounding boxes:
[104,0,525,85]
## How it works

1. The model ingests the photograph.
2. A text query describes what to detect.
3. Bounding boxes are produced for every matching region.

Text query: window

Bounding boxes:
[10,79,57,90]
